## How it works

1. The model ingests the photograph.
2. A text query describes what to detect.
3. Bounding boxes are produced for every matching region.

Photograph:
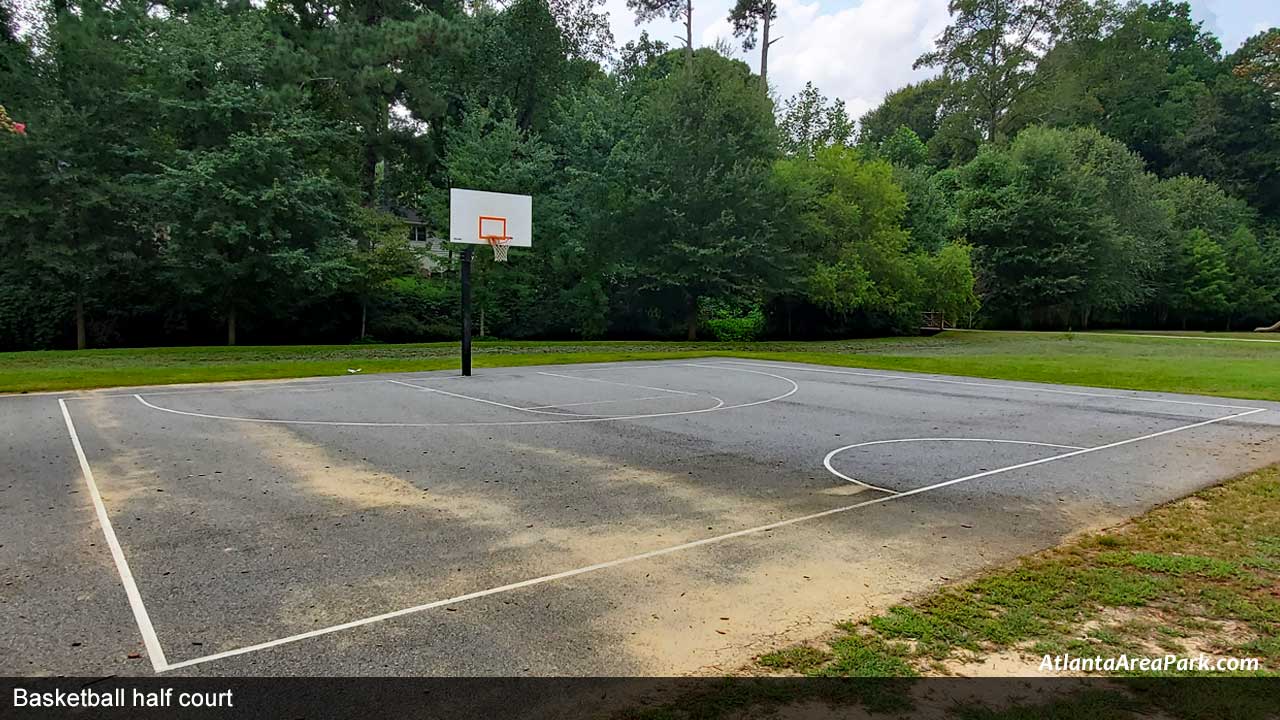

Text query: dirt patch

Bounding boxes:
[939,649,1065,677]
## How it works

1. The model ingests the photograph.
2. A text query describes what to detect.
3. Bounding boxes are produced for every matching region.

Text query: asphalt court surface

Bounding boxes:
[4,358,1279,676]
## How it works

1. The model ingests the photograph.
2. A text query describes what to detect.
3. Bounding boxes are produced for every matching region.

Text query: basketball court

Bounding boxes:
[5,358,1279,676]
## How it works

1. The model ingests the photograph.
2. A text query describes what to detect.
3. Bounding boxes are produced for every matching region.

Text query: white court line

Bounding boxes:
[158,405,1264,672]
[717,360,1263,412]
[823,438,1087,493]
[134,364,798,427]
[524,394,670,410]
[59,399,170,673]
[70,371,479,400]
[537,371,701,396]
[387,379,725,418]
[384,379,638,418]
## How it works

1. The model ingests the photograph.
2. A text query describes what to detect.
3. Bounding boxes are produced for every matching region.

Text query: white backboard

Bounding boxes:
[449,188,532,247]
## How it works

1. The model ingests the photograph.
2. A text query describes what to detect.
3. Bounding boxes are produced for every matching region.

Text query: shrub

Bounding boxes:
[705,303,766,342]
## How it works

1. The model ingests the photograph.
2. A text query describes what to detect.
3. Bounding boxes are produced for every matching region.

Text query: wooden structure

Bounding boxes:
[920,311,951,336]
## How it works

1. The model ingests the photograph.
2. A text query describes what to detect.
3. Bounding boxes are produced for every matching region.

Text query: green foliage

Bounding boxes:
[614,49,782,339]
[877,125,928,167]
[777,146,914,322]
[777,81,854,158]
[919,242,981,322]
[916,0,1076,142]
[703,302,765,342]
[954,126,1166,327]
[774,145,979,332]
[1,0,1276,349]
[857,77,949,147]
[367,276,457,342]
[894,165,959,253]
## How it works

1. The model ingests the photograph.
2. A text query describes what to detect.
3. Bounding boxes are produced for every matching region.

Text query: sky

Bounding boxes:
[599,0,1280,121]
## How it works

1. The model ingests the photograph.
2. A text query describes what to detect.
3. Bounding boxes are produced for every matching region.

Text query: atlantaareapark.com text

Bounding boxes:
[1040,653,1261,673]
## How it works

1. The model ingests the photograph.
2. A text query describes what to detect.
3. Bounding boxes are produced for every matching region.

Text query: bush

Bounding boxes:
[704,303,766,342]
[366,277,457,342]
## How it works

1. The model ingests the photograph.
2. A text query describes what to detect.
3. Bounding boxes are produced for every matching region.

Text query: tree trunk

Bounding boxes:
[685,293,698,341]
[228,307,237,346]
[360,6,388,207]
[760,9,771,86]
[360,298,367,340]
[684,0,693,62]
[74,293,86,350]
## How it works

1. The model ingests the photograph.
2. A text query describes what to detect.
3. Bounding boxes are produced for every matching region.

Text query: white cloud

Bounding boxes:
[601,0,952,122]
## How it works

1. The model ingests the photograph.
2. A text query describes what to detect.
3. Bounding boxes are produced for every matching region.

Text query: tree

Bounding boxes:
[547,0,615,62]
[919,241,981,324]
[627,0,693,61]
[954,126,1153,327]
[879,125,929,167]
[137,8,354,345]
[894,165,958,252]
[776,146,918,326]
[1154,175,1272,329]
[777,82,854,158]
[276,0,461,205]
[3,0,157,349]
[917,0,1074,142]
[1174,30,1280,218]
[348,208,420,340]
[616,49,781,339]
[1012,1,1223,176]
[1221,226,1277,329]
[727,0,778,86]
[1234,29,1279,98]
[467,0,577,133]
[857,78,950,147]
[1169,229,1232,327]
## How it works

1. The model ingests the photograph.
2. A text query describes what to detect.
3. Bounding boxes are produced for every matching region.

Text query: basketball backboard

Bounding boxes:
[449,188,532,247]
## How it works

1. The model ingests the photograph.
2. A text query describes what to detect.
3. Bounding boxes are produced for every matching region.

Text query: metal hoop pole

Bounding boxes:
[461,246,473,376]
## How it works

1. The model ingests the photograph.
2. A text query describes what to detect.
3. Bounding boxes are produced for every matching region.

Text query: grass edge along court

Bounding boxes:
[3,330,1280,402]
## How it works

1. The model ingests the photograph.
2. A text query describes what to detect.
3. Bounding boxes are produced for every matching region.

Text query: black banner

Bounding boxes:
[4,677,1278,719]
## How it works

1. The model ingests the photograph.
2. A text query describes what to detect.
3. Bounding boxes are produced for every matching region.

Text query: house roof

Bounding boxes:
[390,205,427,225]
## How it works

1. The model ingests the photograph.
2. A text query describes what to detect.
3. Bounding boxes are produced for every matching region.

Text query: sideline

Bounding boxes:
[59,400,168,672]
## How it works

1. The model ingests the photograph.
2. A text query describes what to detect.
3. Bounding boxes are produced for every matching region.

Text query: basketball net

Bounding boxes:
[484,235,512,262]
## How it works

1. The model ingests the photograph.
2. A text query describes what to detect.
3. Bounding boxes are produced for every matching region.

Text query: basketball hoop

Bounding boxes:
[483,233,512,262]
[478,215,512,262]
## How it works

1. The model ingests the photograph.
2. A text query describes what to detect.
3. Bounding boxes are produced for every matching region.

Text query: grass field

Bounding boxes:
[3,330,1279,400]
[755,464,1280,679]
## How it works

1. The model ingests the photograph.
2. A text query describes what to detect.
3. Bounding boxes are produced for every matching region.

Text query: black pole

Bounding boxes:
[461,246,473,376]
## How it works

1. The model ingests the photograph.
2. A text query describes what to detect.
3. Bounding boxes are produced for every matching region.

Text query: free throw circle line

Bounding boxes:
[385,379,724,418]
[823,438,1086,494]
[132,363,799,428]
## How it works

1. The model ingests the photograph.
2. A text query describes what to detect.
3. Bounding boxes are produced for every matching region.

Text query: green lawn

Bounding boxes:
[754,464,1280,679]
[3,330,1279,399]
